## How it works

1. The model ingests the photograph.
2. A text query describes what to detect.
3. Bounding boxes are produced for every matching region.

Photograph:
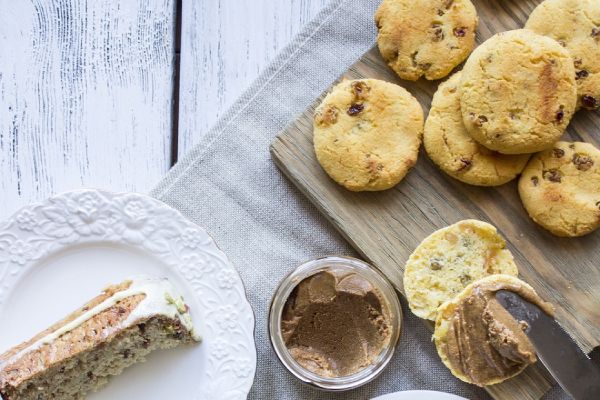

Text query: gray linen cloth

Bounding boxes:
[152,0,567,398]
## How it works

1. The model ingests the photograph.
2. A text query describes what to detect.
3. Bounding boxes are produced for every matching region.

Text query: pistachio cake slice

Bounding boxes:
[0,277,200,400]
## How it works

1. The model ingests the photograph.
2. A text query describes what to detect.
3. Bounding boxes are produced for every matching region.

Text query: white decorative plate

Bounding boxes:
[372,391,467,400]
[0,189,256,400]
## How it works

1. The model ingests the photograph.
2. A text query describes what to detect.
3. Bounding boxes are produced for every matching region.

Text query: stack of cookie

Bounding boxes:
[312,0,600,237]
[313,0,480,192]
[404,220,554,386]
[424,27,600,238]
[421,0,600,238]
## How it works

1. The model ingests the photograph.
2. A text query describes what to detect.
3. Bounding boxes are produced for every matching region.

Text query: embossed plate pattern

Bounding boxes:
[0,189,256,400]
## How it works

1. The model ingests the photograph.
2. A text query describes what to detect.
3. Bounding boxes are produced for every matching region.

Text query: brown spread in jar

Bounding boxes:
[441,279,554,385]
[281,269,391,377]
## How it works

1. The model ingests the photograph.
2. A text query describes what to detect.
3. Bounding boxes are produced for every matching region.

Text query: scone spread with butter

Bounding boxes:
[424,72,530,186]
[404,220,518,321]
[375,0,478,81]
[518,141,600,237]
[314,79,424,191]
[460,29,577,154]
[526,0,600,110]
[434,274,554,386]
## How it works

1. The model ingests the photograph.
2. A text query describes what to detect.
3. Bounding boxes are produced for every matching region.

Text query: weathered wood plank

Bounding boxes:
[270,0,600,398]
[177,0,330,156]
[0,0,176,219]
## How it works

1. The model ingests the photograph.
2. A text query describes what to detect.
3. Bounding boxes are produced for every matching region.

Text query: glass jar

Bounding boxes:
[268,256,402,391]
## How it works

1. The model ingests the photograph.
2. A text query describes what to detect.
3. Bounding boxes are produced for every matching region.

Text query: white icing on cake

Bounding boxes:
[0,276,200,369]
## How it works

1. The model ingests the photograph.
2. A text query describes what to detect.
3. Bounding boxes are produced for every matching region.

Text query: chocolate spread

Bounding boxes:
[441,280,554,386]
[281,269,391,377]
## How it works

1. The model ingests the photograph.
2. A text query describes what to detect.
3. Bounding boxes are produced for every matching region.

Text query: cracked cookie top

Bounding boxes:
[375,0,478,81]
[460,29,577,155]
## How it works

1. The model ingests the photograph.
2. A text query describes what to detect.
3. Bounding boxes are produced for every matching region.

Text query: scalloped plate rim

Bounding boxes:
[0,188,256,400]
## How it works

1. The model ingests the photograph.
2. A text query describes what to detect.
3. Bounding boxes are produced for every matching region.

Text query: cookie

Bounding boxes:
[460,29,577,154]
[375,0,478,81]
[526,0,600,110]
[434,274,552,386]
[313,79,424,191]
[404,219,518,321]
[518,141,600,237]
[424,73,531,186]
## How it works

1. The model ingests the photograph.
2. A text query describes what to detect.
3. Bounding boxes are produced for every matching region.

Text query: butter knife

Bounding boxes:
[496,290,600,400]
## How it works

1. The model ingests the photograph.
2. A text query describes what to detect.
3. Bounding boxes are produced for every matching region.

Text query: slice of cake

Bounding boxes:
[0,277,200,399]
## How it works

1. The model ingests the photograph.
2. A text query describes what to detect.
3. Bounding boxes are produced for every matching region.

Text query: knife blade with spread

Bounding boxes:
[496,290,600,400]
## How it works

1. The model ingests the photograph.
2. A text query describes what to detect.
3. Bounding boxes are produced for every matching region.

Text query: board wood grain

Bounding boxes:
[0,0,176,219]
[270,1,600,398]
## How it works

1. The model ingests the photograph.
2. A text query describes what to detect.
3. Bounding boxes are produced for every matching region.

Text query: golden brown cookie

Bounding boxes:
[526,0,600,110]
[424,72,531,186]
[460,29,577,154]
[434,274,553,386]
[404,219,518,321]
[375,0,478,81]
[313,79,424,191]
[518,141,600,237]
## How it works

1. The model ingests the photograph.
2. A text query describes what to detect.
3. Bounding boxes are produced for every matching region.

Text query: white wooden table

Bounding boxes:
[0,0,329,219]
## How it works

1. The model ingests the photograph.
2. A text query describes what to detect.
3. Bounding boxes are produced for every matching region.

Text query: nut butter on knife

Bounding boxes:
[496,290,600,400]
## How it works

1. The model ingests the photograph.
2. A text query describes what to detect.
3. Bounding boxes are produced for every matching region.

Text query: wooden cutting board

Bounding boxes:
[270,1,600,398]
